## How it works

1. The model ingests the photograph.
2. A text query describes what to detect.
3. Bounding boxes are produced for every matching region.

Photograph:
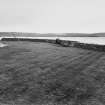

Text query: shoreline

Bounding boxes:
[1,37,105,52]
[1,36,105,45]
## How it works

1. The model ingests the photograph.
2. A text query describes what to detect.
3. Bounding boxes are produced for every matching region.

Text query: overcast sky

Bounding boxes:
[0,0,105,33]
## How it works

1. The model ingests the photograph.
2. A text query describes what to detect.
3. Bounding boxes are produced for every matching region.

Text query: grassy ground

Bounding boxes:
[0,41,105,105]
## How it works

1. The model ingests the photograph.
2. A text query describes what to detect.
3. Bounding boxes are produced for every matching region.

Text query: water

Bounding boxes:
[0,43,7,47]
[60,37,105,45]
[1,37,105,45]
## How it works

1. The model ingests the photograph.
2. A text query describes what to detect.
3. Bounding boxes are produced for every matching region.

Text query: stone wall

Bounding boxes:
[2,37,105,52]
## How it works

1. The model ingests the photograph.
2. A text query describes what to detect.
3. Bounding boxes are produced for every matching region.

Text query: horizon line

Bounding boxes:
[0,32,105,34]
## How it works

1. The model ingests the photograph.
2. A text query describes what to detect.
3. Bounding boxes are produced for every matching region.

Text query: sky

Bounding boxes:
[0,0,105,33]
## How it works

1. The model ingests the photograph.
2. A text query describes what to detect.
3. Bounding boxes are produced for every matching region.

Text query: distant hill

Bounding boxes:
[0,32,105,37]
[62,33,105,37]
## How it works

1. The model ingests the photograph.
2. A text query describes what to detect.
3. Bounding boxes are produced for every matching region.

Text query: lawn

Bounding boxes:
[0,41,105,105]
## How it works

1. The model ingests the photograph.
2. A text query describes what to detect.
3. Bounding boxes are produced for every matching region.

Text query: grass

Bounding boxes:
[0,41,105,105]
